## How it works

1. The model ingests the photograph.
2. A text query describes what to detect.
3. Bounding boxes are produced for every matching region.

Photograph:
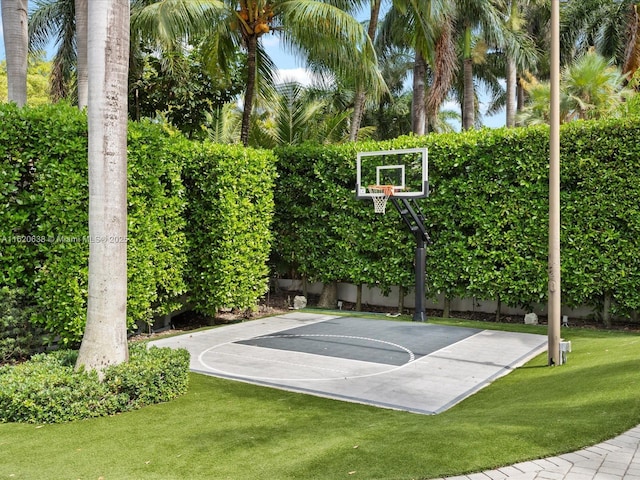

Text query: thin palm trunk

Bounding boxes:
[462,58,475,130]
[349,0,381,142]
[76,0,130,375]
[506,0,523,128]
[1,0,28,106]
[75,0,88,108]
[240,34,258,146]
[411,50,427,135]
[506,57,517,127]
[517,77,525,112]
[462,27,474,130]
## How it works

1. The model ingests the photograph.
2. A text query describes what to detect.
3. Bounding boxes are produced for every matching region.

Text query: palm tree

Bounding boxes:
[208,79,359,147]
[75,0,87,107]
[258,80,359,146]
[454,0,514,130]
[203,103,243,143]
[448,34,505,128]
[503,0,543,127]
[364,43,412,138]
[75,0,130,375]
[517,50,632,124]
[377,0,455,134]
[563,49,631,121]
[349,0,382,141]
[29,0,75,102]
[2,0,29,106]
[380,0,526,132]
[132,0,385,146]
[561,0,640,78]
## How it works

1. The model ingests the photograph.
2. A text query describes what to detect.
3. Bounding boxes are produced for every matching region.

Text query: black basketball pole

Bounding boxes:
[391,198,430,322]
[413,237,427,322]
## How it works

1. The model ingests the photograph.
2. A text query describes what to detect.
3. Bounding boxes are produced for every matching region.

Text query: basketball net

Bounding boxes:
[367,185,395,214]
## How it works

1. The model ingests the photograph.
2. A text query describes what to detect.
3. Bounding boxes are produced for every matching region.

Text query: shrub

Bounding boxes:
[271,119,640,318]
[0,104,187,342]
[0,345,189,424]
[103,343,190,409]
[1,103,276,340]
[184,143,277,315]
[0,287,47,364]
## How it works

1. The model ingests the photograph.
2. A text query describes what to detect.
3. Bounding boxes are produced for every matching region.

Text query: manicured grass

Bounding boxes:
[2,318,640,479]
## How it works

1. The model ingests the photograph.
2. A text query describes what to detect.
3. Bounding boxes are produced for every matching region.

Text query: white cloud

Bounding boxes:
[261,34,280,49]
[274,68,317,86]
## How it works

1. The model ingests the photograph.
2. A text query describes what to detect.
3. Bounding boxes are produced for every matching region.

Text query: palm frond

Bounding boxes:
[278,0,386,98]
[130,0,224,48]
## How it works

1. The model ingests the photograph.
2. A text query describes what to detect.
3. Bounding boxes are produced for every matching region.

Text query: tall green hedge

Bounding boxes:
[0,103,276,343]
[272,118,640,318]
[0,104,188,342]
[272,144,415,293]
[3,101,638,335]
[183,143,276,315]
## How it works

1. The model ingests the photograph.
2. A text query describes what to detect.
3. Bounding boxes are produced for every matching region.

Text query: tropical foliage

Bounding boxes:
[561,0,640,78]
[0,103,276,343]
[129,44,245,139]
[0,56,51,105]
[518,50,633,124]
[273,117,640,321]
[14,0,640,135]
[130,0,384,145]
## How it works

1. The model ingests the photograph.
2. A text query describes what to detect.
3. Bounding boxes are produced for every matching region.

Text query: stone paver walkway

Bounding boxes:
[430,425,640,480]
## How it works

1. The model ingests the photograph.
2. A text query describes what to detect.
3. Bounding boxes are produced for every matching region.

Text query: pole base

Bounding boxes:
[413,311,427,322]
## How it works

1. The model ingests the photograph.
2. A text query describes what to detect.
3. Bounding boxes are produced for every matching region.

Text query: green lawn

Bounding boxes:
[2,317,640,480]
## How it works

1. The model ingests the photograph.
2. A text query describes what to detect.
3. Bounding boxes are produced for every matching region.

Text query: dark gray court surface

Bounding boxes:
[150,312,547,414]
[236,316,481,366]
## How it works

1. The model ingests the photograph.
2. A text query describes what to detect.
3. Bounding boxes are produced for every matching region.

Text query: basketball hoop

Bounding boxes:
[368,185,395,213]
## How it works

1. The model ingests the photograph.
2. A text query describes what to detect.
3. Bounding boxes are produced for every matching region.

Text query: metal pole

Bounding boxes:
[548,0,561,365]
[390,198,429,322]
[414,240,427,322]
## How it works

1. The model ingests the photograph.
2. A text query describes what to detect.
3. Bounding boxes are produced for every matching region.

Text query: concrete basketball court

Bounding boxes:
[150,312,547,414]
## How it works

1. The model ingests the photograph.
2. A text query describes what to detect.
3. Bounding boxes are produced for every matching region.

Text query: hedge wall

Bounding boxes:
[272,144,415,292]
[0,103,276,343]
[3,101,638,338]
[183,143,276,315]
[272,118,640,318]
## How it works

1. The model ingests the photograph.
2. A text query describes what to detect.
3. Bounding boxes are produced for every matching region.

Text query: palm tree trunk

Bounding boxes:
[411,50,427,135]
[517,76,525,113]
[462,57,474,130]
[240,34,259,147]
[506,57,517,127]
[1,0,28,106]
[75,0,88,109]
[76,0,130,376]
[462,26,474,131]
[349,0,381,141]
